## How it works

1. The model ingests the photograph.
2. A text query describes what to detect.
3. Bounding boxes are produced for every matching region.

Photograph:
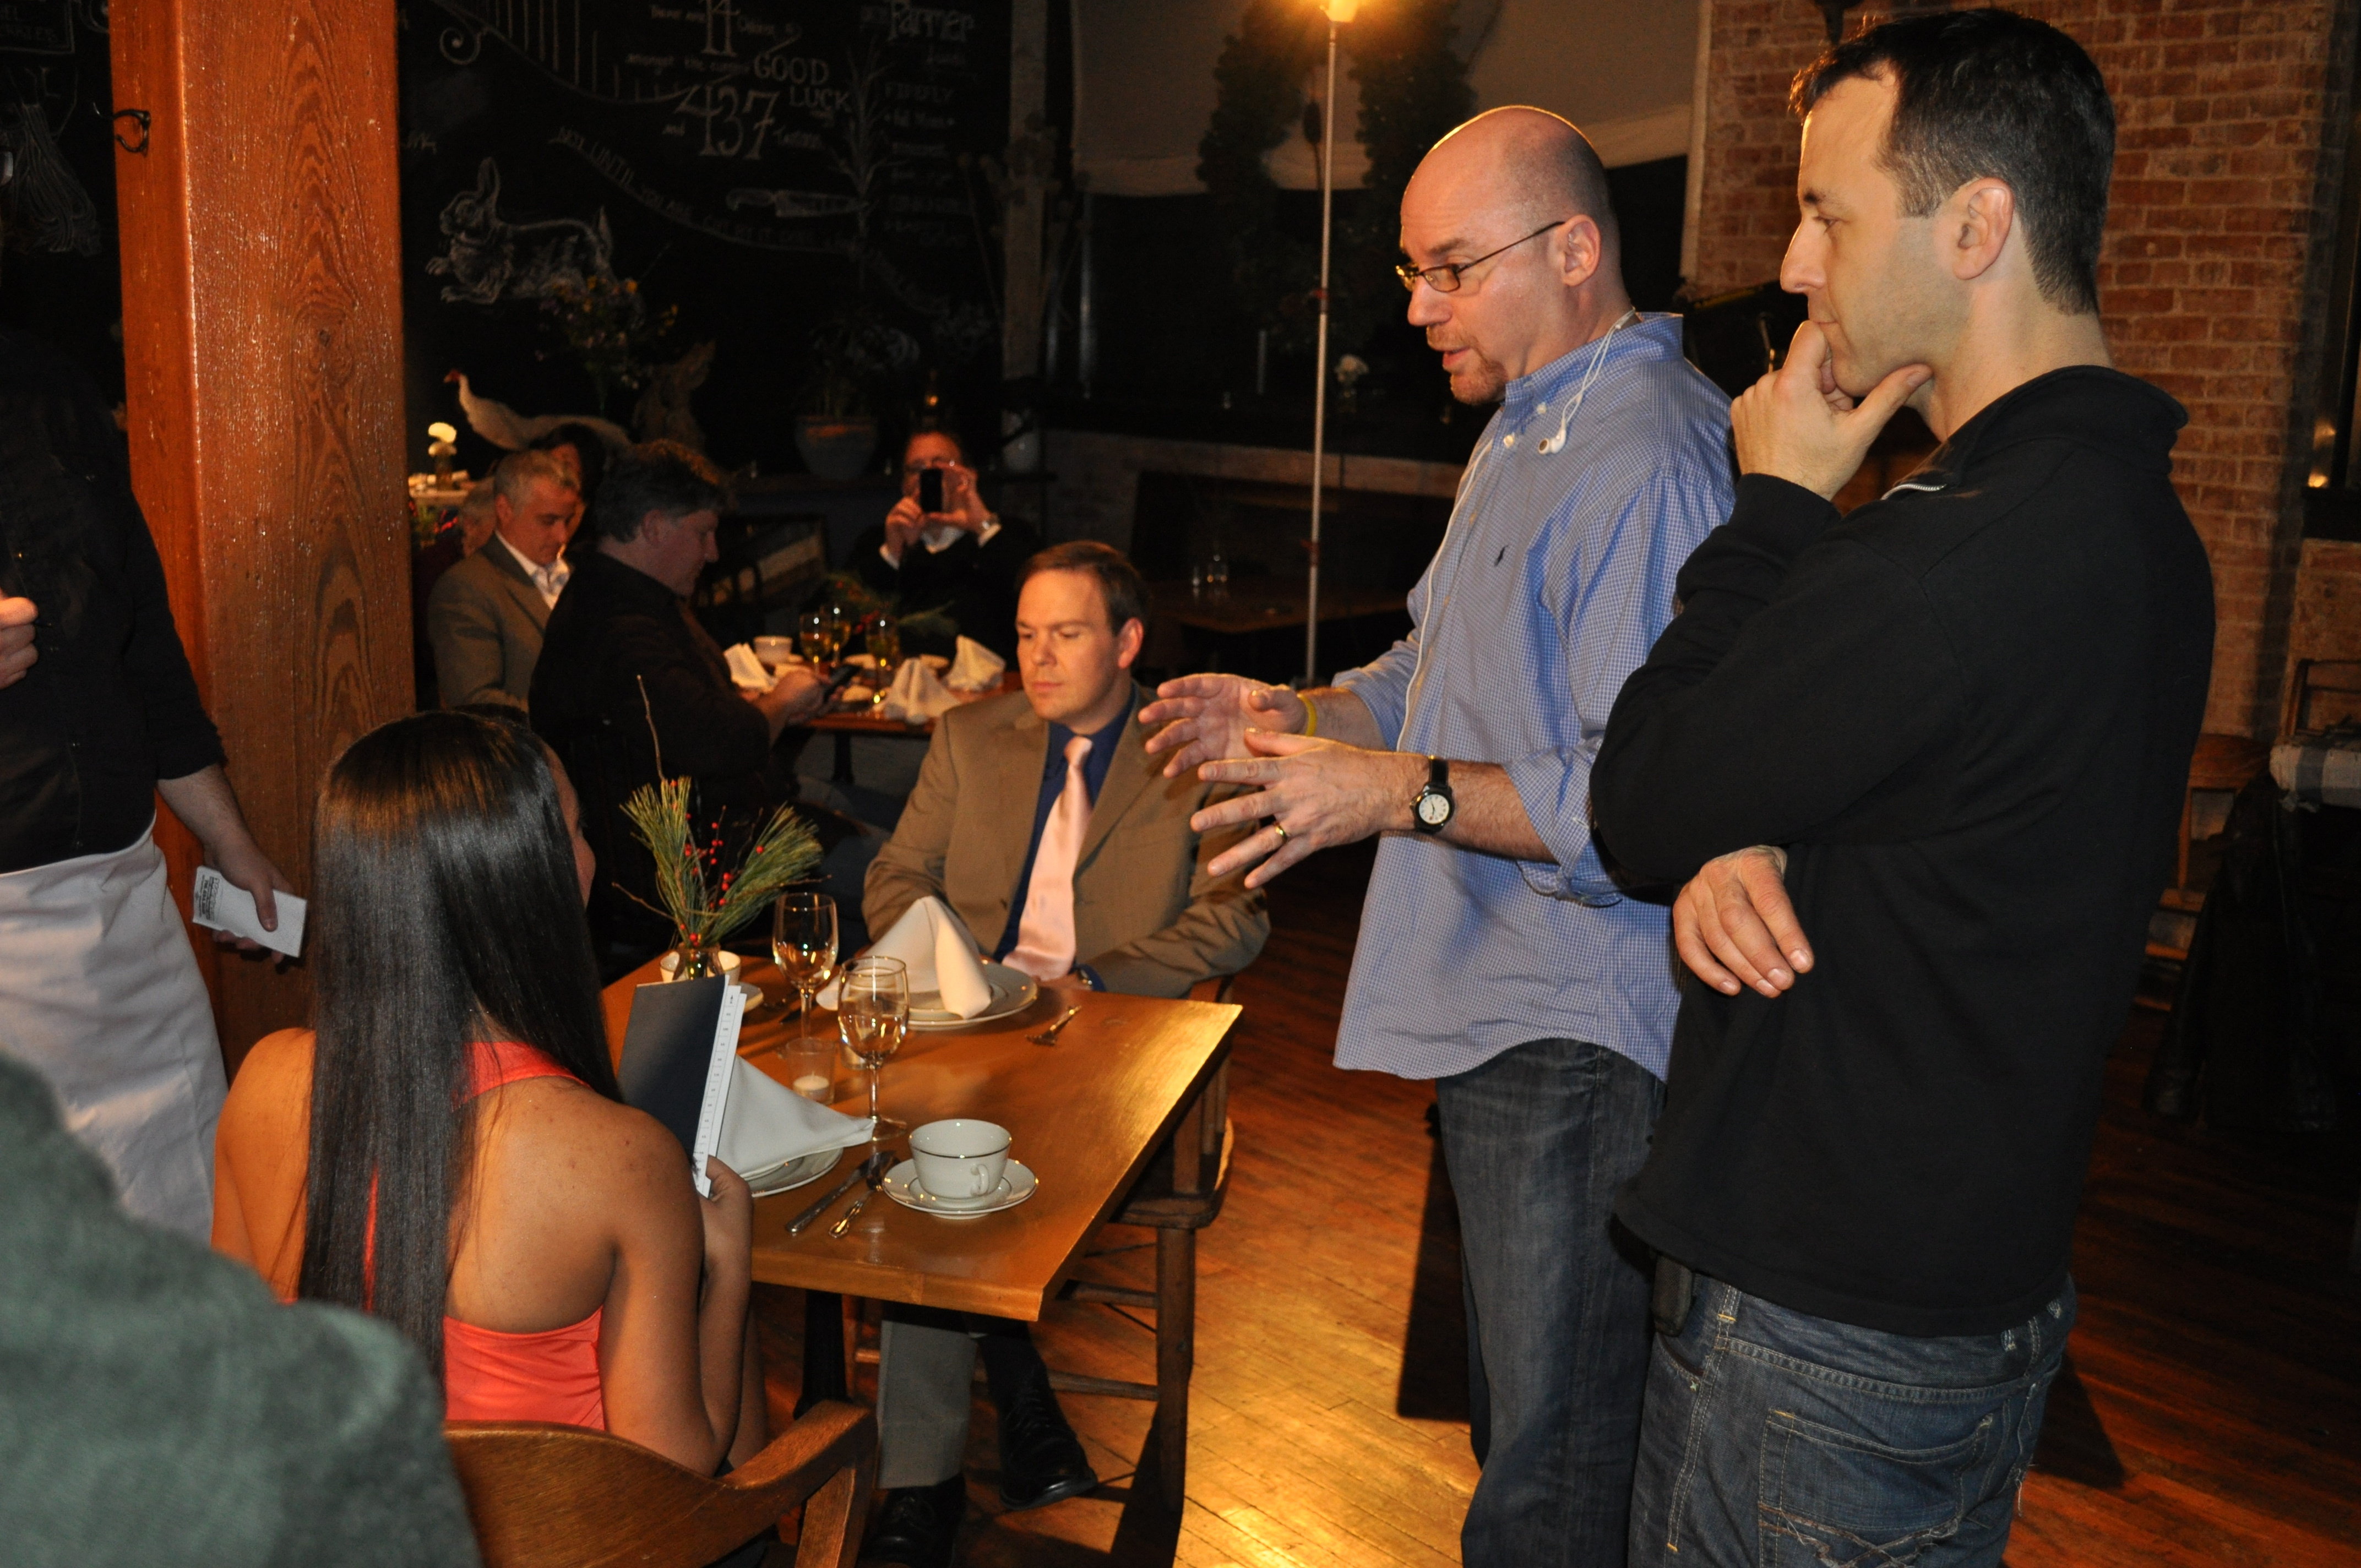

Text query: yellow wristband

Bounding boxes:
[1299,695,1318,738]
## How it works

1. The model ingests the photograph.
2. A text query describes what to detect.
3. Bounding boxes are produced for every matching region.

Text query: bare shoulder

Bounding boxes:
[222,1028,313,1124]
[480,1079,696,1220]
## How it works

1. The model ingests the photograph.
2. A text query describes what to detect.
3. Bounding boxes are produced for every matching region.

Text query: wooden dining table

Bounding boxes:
[599,953,1242,1506]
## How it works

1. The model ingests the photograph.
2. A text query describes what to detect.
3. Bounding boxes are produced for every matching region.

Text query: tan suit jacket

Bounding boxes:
[864,687,1269,998]
[427,537,551,709]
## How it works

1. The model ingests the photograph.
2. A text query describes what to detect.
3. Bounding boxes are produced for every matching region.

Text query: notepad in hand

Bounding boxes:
[617,977,746,1198]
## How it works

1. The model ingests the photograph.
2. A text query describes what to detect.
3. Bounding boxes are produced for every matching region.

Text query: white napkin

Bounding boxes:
[945,635,1007,693]
[819,895,994,1018]
[716,1056,874,1179]
[879,656,961,724]
[724,643,776,692]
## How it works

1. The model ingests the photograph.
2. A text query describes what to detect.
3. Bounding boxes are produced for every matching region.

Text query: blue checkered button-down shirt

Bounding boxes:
[1331,315,1732,1081]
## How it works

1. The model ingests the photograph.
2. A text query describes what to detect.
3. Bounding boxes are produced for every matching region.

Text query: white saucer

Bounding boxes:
[744,1146,841,1199]
[882,1158,1037,1216]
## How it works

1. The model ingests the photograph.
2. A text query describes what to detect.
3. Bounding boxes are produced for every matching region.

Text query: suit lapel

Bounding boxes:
[980,701,1050,903]
[485,536,553,629]
[1078,688,1156,866]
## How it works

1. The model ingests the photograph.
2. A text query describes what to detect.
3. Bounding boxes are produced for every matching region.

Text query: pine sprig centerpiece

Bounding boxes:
[621,776,822,978]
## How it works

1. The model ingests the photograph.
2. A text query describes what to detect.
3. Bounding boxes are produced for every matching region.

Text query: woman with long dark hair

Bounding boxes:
[211,711,761,1473]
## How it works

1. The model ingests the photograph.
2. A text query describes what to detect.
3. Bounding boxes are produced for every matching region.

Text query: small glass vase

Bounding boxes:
[671,938,721,981]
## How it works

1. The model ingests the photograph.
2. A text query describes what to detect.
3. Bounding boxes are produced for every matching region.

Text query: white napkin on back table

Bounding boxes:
[818,895,994,1018]
[945,635,1006,693]
[724,643,776,692]
[879,656,960,724]
[717,1055,873,1178]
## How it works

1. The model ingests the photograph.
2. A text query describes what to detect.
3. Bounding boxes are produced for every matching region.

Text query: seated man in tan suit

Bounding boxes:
[425,448,578,709]
[860,541,1266,1568]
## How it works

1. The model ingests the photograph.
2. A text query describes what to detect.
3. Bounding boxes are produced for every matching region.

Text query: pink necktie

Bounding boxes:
[1007,736,1094,981]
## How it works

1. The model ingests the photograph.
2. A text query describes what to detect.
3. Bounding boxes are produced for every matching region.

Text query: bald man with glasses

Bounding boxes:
[1142,108,1734,1567]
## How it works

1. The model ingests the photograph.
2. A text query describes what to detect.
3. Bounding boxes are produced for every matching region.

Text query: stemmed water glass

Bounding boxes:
[838,955,909,1140]
[771,892,838,1045]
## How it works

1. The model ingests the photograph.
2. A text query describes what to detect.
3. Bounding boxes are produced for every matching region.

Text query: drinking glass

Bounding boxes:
[771,893,838,1064]
[798,610,834,665]
[864,614,901,671]
[839,955,910,1139]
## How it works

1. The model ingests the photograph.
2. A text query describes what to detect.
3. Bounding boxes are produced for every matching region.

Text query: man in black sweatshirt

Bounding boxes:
[1592,13,2213,1566]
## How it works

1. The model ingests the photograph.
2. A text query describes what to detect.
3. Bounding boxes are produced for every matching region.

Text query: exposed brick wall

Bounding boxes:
[1690,0,2359,737]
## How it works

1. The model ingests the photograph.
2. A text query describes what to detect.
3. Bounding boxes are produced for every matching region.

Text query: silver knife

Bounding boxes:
[786,1160,869,1236]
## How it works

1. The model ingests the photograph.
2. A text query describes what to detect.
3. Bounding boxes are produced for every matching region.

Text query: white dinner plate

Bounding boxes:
[907,963,1038,1030]
[744,1146,842,1199]
[881,1158,1038,1216]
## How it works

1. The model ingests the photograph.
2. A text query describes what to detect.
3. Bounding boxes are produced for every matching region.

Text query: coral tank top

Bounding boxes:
[439,1040,607,1429]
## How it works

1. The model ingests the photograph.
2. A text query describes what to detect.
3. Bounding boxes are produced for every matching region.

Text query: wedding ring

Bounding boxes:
[1271,821,1291,846]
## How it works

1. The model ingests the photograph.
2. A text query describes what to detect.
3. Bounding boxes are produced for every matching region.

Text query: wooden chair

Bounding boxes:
[1045,971,1237,1512]
[2143,732,2270,984]
[2282,657,2361,737]
[446,1399,876,1568]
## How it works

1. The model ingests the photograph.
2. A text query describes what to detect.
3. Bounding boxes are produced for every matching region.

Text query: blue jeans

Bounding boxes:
[1627,1274,2075,1567]
[1435,1037,1665,1568]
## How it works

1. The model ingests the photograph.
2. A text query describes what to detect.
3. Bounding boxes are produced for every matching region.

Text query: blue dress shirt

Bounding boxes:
[991,690,1134,986]
[1330,315,1733,1081]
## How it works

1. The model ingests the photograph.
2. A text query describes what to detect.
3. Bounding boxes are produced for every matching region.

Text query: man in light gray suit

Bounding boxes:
[426,449,578,709]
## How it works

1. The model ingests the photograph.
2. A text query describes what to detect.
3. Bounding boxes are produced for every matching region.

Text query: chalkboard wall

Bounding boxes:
[400,0,1013,478]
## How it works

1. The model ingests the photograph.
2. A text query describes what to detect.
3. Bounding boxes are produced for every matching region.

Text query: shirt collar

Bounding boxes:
[495,530,569,588]
[1046,685,1135,758]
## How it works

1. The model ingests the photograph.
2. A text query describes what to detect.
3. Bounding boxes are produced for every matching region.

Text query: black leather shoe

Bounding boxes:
[994,1362,1098,1512]
[861,1475,965,1568]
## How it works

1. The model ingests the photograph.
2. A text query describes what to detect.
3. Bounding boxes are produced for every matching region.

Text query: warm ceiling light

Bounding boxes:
[1324,0,1360,20]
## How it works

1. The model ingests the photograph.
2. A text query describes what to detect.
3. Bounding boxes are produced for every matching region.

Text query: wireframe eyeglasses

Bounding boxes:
[1394,220,1569,293]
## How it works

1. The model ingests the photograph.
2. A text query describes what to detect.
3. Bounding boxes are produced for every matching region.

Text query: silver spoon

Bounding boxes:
[1028,1005,1082,1046]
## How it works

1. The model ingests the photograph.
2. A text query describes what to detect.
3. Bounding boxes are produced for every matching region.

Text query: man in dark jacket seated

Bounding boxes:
[531,440,873,977]
[847,429,1037,661]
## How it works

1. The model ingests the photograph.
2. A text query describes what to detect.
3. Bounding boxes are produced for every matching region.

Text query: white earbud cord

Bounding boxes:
[1401,308,1641,734]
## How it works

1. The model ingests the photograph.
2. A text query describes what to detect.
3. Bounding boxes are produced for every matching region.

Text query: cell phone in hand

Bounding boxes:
[823,661,863,697]
[917,467,945,515]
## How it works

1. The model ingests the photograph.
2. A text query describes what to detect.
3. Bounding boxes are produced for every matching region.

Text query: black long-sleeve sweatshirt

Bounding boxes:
[1593,366,2214,1336]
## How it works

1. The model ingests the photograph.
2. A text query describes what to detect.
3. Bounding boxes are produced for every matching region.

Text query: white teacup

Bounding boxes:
[910,1118,1011,1202]
[752,635,799,671]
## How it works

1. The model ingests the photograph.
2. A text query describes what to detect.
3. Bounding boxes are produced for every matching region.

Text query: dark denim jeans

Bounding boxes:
[1627,1273,2075,1567]
[1435,1037,1665,1568]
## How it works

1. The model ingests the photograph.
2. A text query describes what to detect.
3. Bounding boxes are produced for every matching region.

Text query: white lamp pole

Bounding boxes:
[1303,0,1358,688]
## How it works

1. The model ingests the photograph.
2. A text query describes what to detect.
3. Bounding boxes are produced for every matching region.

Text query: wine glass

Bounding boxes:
[771,892,838,1066]
[798,610,834,666]
[864,614,901,672]
[839,955,910,1139]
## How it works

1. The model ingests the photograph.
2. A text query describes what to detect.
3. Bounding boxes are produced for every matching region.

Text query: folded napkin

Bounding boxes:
[818,895,994,1019]
[878,656,961,725]
[716,1057,874,1179]
[945,635,1007,693]
[724,643,776,693]
[840,682,876,706]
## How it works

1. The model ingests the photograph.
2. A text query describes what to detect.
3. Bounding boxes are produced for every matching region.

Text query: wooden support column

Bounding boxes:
[1001,0,1051,387]
[112,0,412,1069]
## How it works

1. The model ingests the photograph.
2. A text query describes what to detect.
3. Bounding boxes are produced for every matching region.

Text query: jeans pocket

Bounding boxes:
[1756,1406,1994,1568]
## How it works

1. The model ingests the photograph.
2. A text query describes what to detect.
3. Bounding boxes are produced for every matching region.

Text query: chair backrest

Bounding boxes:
[447,1400,875,1568]
[2284,658,2361,737]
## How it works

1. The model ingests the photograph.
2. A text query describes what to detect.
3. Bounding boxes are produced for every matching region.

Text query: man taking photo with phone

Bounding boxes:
[850,429,1037,661]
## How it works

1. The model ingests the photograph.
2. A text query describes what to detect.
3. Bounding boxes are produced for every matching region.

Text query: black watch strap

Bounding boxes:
[1413,755,1454,834]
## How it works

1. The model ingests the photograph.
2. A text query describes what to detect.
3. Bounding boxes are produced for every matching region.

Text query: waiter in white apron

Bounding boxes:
[0,329,290,1238]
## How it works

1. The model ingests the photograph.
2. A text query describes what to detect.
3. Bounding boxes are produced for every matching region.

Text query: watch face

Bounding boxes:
[1417,791,1452,826]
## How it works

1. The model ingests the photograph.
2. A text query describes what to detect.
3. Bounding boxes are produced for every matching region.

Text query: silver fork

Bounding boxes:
[1028,1005,1082,1046]
[829,1148,894,1239]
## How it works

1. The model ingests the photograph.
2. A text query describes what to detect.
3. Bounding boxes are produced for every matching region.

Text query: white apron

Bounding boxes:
[0,823,225,1237]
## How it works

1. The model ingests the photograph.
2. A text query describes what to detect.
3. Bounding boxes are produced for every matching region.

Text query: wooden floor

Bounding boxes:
[762,841,2361,1566]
